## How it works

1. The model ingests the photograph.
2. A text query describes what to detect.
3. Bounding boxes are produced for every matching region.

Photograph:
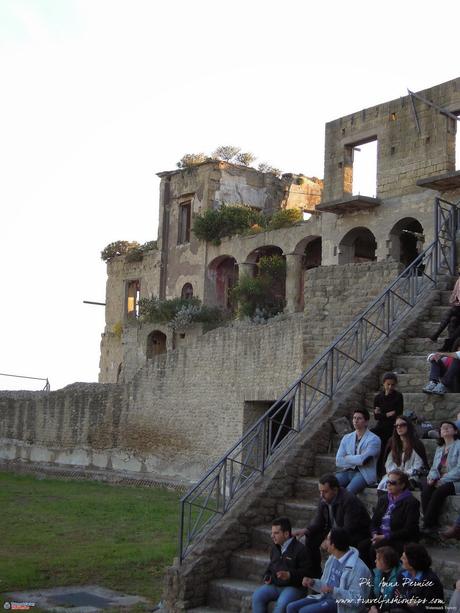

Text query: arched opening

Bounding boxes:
[245,245,286,312]
[207,256,239,311]
[294,236,322,311]
[181,283,194,300]
[338,227,377,265]
[146,330,167,358]
[302,236,322,271]
[388,218,424,267]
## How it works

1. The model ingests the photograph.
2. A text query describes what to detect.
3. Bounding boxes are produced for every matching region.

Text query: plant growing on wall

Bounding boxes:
[101,240,157,263]
[176,153,209,168]
[268,208,303,230]
[112,321,123,339]
[192,204,266,245]
[139,296,227,330]
[101,241,140,262]
[231,254,286,320]
[176,145,282,174]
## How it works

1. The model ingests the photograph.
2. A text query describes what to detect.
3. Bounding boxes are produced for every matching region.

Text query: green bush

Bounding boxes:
[230,275,272,318]
[101,240,158,263]
[101,240,140,262]
[124,240,158,262]
[258,254,286,280]
[231,254,286,320]
[176,153,208,168]
[139,295,227,330]
[268,208,303,230]
[192,204,266,244]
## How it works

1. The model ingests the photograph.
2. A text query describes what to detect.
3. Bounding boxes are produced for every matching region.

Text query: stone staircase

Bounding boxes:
[187,288,460,612]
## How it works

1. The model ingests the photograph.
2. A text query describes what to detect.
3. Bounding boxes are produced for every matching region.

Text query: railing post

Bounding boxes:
[434,198,440,275]
[179,499,185,564]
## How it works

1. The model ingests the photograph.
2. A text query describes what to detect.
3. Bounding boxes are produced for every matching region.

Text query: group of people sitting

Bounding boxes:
[252,479,456,612]
[252,370,460,612]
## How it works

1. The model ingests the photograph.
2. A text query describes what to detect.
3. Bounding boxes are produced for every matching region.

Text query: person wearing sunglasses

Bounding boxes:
[358,469,420,568]
[377,417,429,493]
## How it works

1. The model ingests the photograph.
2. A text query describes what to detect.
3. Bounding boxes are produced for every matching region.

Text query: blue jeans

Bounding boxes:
[252,584,307,613]
[335,469,367,494]
[287,595,337,613]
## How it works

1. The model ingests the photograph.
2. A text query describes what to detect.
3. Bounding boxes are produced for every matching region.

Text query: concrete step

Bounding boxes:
[313,454,336,476]
[393,372,428,392]
[294,477,322,499]
[417,321,446,337]
[208,577,259,611]
[230,548,269,581]
[393,354,433,373]
[429,547,459,595]
[283,498,317,525]
[404,337,446,353]
[439,290,455,306]
[428,305,456,321]
[363,392,459,425]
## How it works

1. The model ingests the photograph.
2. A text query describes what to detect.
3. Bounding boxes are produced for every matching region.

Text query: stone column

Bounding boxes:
[285,253,303,313]
[237,262,256,278]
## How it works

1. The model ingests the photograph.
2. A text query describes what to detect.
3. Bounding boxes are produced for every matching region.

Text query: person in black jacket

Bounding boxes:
[252,517,317,613]
[389,543,445,612]
[358,469,420,569]
[373,372,404,476]
[294,474,371,577]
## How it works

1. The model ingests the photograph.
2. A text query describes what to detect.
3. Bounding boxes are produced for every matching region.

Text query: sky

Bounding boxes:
[0,0,459,391]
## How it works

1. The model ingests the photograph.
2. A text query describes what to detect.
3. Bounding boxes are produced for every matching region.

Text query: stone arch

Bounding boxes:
[245,244,284,266]
[291,236,322,311]
[388,217,424,267]
[207,255,239,311]
[338,227,377,265]
[181,282,194,300]
[146,330,167,358]
[244,245,286,308]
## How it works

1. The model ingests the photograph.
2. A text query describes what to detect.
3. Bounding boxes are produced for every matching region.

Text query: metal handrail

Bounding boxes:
[178,196,459,563]
[0,372,50,392]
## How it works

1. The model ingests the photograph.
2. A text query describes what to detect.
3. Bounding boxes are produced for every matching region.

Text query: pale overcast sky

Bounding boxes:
[0,0,458,390]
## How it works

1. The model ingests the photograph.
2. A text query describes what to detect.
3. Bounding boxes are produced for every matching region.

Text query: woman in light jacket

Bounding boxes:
[421,420,460,531]
[377,416,429,492]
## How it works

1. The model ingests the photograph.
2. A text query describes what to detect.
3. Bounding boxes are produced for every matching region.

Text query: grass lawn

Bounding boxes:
[0,472,181,604]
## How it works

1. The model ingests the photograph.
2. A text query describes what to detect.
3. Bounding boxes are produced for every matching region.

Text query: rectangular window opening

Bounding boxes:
[351,138,378,198]
[178,201,191,244]
[126,280,140,319]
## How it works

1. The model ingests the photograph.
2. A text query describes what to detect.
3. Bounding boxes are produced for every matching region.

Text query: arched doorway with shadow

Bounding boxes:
[338,227,377,264]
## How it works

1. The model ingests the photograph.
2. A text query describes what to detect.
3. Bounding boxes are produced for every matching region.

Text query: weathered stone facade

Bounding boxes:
[2,77,460,491]
[99,77,460,388]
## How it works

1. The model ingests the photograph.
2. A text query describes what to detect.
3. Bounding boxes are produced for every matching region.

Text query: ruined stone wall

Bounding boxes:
[303,261,403,363]
[323,78,460,203]
[99,250,161,383]
[1,316,305,483]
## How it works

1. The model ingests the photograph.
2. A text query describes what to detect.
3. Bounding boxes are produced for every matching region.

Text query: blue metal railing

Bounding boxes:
[178,196,458,563]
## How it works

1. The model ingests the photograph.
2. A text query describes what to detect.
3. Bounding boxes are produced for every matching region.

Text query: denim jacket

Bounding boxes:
[428,438,460,494]
[336,429,381,485]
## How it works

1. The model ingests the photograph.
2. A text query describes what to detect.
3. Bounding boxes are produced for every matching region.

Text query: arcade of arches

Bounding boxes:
[203,220,424,317]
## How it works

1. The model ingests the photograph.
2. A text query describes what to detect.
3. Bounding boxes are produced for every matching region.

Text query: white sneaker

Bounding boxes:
[432,382,447,395]
[422,381,437,394]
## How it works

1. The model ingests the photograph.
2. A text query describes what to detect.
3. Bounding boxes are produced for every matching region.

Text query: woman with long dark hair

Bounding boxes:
[377,416,429,492]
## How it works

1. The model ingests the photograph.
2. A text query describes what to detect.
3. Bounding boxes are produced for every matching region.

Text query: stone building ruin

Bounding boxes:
[1,77,460,486]
[100,77,460,388]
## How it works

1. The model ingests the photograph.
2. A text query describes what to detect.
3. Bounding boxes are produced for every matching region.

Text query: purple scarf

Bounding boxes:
[380,489,412,538]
